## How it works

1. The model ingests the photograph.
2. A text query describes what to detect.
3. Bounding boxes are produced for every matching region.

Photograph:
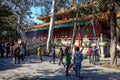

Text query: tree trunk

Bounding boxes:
[17,15,26,41]
[110,40,117,65]
[71,11,78,47]
[46,0,55,53]
[109,3,117,66]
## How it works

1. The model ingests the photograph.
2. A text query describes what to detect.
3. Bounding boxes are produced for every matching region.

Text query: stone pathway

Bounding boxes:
[0,55,120,80]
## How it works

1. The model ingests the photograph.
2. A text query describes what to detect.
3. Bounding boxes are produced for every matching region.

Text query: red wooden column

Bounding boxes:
[78,26,81,48]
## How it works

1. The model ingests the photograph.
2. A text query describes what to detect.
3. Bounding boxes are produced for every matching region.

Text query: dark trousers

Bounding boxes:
[50,55,55,63]
[50,56,55,64]
[95,54,99,61]
[13,54,20,64]
[66,64,70,76]
[6,50,9,57]
[20,54,24,62]
[38,56,42,61]
[58,58,64,65]
[1,50,4,58]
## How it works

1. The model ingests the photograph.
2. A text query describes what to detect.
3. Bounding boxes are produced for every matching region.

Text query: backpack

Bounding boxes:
[87,48,92,56]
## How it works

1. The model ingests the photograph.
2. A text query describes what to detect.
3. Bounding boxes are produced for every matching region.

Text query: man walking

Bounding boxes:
[74,46,83,78]
[49,46,56,64]
[58,48,64,66]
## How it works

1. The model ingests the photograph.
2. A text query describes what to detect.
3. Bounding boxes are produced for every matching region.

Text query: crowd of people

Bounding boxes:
[1,40,100,79]
[13,43,25,64]
[37,45,84,78]
[36,44,100,78]
[87,46,99,65]
[0,41,26,64]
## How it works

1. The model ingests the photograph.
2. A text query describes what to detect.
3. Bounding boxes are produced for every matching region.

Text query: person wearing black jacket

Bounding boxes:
[58,48,64,66]
[13,44,20,64]
[49,46,56,64]
[0,43,5,58]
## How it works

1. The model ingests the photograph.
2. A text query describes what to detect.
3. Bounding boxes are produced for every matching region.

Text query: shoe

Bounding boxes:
[65,73,70,77]
[65,74,68,76]
[79,76,83,79]
[21,61,24,64]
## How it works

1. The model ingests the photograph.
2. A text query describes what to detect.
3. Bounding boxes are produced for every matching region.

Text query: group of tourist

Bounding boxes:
[0,40,26,64]
[1,39,99,78]
[62,46,83,78]
[37,44,100,78]
[87,46,99,65]
[12,43,25,64]
[37,45,83,78]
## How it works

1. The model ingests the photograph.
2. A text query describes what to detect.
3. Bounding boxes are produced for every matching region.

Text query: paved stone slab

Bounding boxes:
[0,55,120,80]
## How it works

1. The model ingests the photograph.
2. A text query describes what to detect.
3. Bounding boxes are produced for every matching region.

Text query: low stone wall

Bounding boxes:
[25,38,120,58]
[26,39,45,55]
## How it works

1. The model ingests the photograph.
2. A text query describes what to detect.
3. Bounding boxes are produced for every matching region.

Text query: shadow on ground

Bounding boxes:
[18,66,120,80]
[0,57,22,71]
[0,55,52,71]
[0,55,120,80]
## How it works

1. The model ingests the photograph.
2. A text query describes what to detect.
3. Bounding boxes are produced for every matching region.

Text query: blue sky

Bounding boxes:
[30,6,43,24]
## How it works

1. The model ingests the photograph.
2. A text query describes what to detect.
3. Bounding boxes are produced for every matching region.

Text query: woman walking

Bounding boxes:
[49,46,56,64]
[37,45,43,62]
[64,47,71,76]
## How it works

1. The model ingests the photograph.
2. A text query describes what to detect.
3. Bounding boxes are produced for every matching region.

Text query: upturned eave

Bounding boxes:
[25,11,120,30]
